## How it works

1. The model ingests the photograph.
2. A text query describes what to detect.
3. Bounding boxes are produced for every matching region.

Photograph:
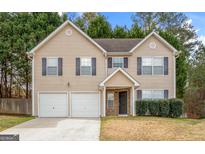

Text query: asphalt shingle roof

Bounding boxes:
[94,38,143,52]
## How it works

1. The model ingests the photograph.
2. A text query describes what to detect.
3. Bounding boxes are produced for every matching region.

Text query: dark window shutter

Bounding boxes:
[42,58,47,76]
[76,57,80,76]
[137,90,142,101]
[108,57,112,68]
[164,57,168,75]
[58,58,63,76]
[124,57,128,68]
[164,90,168,99]
[92,57,96,76]
[137,57,142,75]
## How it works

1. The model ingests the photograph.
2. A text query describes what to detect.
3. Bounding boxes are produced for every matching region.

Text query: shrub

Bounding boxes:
[148,100,160,116]
[136,100,141,115]
[169,99,183,118]
[136,100,148,115]
[136,98,184,118]
[159,99,170,117]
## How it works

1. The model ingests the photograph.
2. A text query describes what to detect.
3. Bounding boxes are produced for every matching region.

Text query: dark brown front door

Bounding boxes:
[119,91,127,114]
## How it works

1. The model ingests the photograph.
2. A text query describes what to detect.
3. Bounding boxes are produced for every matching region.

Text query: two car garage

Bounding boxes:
[39,92,100,118]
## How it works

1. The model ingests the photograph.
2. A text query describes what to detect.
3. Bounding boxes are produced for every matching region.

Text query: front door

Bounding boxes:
[119,91,127,114]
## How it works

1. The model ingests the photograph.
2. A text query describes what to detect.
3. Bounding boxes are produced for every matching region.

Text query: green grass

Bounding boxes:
[0,115,34,132]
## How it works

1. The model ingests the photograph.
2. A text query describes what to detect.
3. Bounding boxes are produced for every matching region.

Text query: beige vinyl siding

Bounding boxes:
[33,24,106,116]
[105,71,134,87]
[128,35,175,98]
[107,67,129,76]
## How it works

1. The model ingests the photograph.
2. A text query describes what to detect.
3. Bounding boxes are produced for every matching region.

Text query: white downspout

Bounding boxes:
[32,55,35,116]
[105,57,108,77]
[103,86,106,117]
[173,54,176,98]
[132,86,135,116]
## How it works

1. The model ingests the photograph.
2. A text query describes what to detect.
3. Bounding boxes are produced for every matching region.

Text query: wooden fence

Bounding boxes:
[0,98,32,115]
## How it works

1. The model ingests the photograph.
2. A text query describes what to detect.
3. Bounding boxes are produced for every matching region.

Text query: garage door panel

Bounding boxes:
[71,93,99,117]
[39,93,68,117]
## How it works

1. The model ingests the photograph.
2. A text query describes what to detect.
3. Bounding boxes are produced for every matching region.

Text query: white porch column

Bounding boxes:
[103,86,106,117]
[132,86,135,116]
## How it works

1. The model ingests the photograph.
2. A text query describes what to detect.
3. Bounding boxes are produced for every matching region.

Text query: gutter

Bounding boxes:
[106,52,132,56]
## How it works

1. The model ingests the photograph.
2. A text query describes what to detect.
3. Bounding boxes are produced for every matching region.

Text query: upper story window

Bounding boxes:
[112,57,124,68]
[47,58,58,75]
[142,90,164,100]
[80,58,92,75]
[142,57,164,75]
[153,57,164,75]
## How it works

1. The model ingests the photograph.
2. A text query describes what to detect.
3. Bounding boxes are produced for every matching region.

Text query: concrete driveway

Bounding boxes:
[0,118,100,141]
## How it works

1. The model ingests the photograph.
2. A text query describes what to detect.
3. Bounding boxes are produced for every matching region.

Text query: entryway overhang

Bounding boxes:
[99,68,140,117]
[99,68,140,87]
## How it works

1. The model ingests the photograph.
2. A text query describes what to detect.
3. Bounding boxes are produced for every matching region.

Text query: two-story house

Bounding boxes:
[29,20,176,118]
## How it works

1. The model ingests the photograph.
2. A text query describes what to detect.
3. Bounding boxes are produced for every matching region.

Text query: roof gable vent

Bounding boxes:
[65,29,72,36]
[149,42,157,49]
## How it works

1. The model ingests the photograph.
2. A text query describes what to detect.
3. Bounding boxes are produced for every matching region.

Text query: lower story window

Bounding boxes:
[142,90,164,100]
[107,92,114,109]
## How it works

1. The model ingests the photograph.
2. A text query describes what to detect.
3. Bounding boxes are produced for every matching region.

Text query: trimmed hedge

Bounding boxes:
[148,100,160,116]
[159,99,170,117]
[136,100,148,115]
[136,98,183,118]
[169,99,183,118]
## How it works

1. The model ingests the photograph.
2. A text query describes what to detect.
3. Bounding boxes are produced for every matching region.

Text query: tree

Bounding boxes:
[112,25,128,38]
[132,13,159,32]
[87,15,112,38]
[0,13,15,98]
[129,23,145,38]
[132,12,200,56]
[184,44,205,118]
[0,12,66,98]
[74,17,87,32]
[189,44,205,88]
[74,12,98,32]
[16,13,66,98]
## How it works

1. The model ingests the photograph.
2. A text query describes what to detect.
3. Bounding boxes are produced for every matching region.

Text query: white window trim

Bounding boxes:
[46,57,58,76]
[112,57,124,68]
[141,56,164,76]
[80,57,92,76]
[142,89,165,100]
[107,92,114,110]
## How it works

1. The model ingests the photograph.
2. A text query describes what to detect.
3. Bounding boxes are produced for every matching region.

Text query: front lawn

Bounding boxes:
[0,115,34,132]
[100,116,205,141]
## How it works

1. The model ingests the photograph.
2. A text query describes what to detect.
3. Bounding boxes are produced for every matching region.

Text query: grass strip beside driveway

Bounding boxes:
[0,115,34,132]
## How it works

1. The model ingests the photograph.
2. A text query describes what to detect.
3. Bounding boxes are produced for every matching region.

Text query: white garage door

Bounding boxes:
[39,93,68,117]
[71,93,99,117]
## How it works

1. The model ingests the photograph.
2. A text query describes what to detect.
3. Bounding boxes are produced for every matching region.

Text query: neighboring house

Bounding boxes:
[29,20,177,118]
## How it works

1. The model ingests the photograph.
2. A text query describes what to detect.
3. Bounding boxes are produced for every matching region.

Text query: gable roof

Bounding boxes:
[99,68,140,87]
[29,19,177,55]
[94,39,142,52]
[94,32,177,53]
[129,31,178,54]
[29,20,107,55]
